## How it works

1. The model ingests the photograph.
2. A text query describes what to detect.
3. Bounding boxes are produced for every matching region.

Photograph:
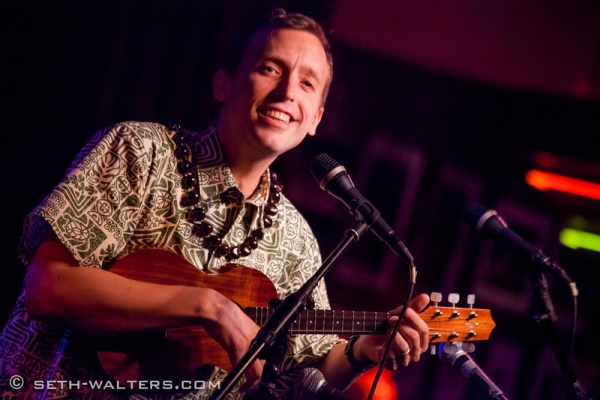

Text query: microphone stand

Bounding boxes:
[527,269,591,400]
[243,332,288,400]
[208,219,370,400]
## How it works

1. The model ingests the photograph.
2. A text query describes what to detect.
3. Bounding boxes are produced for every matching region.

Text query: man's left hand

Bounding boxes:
[353,293,430,369]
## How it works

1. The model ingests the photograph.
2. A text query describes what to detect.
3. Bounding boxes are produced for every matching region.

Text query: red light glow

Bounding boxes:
[526,169,600,201]
[348,368,398,400]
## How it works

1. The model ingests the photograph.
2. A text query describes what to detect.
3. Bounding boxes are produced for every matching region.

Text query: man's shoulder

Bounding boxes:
[279,193,301,214]
[74,121,175,169]
[103,121,215,146]
[278,194,315,234]
[89,121,175,149]
[102,120,170,136]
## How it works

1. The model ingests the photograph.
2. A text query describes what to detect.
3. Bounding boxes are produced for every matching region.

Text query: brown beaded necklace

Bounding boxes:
[168,122,283,261]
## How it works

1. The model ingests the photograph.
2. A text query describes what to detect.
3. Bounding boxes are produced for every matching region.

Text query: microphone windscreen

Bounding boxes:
[309,153,339,182]
[294,368,323,399]
[462,203,488,230]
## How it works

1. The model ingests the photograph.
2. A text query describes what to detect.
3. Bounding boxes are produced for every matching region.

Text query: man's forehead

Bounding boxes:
[246,28,327,66]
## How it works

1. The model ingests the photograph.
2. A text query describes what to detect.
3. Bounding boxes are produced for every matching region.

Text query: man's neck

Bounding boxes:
[215,119,277,198]
[218,133,275,198]
[229,163,270,199]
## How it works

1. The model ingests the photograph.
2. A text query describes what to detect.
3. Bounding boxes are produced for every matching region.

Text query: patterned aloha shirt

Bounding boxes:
[0,121,338,399]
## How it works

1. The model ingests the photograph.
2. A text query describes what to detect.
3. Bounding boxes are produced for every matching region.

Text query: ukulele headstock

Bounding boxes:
[421,292,496,343]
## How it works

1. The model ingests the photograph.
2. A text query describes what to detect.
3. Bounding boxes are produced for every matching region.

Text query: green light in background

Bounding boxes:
[559,228,600,253]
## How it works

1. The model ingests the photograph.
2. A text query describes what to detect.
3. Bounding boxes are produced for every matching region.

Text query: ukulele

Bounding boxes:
[95,250,495,384]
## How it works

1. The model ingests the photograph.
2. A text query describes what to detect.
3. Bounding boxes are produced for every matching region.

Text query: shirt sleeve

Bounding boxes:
[18,121,173,268]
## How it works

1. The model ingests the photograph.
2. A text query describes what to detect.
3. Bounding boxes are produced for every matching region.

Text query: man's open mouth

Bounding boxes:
[260,109,291,123]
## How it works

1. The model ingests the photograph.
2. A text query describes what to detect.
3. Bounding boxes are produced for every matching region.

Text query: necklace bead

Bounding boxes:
[168,122,281,261]
[188,207,205,221]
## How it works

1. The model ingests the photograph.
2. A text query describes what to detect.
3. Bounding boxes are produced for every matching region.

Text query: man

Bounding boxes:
[0,9,429,399]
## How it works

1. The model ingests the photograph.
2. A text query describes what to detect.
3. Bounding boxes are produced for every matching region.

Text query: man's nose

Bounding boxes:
[274,75,295,101]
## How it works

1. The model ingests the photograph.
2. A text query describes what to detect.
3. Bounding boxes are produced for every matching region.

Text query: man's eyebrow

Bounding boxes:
[260,56,324,85]
[302,67,322,85]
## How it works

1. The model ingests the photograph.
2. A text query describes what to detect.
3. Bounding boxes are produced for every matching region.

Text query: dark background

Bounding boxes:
[2,1,599,399]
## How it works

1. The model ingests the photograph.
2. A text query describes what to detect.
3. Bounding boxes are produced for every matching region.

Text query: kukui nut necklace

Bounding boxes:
[169,123,283,261]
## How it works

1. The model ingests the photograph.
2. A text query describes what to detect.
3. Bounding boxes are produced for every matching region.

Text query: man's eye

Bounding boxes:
[303,81,313,88]
[263,66,276,73]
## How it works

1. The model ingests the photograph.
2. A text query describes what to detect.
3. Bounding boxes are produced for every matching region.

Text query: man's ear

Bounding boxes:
[307,107,325,137]
[213,69,231,101]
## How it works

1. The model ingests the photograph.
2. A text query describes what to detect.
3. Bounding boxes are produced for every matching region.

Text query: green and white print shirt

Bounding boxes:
[0,121,337,400]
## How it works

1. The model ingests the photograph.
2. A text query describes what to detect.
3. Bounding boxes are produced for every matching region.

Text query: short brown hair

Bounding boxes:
[223,8,333,106]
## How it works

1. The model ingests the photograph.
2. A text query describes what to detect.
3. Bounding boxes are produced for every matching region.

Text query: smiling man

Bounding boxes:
[213,27,327,197]
[0,9,429,400]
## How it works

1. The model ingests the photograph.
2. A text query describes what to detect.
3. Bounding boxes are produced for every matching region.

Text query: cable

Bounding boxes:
[556,288,579,400]
[366,262,416,400]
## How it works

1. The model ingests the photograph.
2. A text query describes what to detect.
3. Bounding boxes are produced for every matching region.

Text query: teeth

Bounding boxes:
[263,110,290,123]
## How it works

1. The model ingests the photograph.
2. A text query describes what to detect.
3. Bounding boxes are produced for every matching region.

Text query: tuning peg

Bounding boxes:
[463,342,476,353]
[430,292,443,317]
[441,342,459,355]
[447,293,460,318]
[431,292,442,306]
[467,294,475,307]
[448,293,460,306]
[466,294,478,319]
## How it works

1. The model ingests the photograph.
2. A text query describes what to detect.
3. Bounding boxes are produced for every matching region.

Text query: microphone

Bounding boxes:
[294,368,351,400]
[310,153,413,265]
[438,343,508,400]
[462,204,573,284]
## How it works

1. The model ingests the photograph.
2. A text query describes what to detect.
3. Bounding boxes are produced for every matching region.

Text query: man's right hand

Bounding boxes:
[202,292,265,389]
[26,229,265,387]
